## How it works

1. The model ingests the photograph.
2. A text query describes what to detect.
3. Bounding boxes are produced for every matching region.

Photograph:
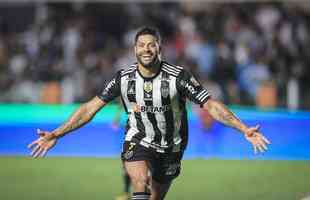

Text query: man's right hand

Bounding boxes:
[27,129,57,158]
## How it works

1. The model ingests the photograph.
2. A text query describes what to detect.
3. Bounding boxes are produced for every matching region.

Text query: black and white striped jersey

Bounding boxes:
[98,61,211,153]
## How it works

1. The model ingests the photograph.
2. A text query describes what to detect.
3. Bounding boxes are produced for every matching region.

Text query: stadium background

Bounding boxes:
[0,1,310,200]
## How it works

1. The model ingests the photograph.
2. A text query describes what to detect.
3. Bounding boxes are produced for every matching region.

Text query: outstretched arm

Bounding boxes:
[203,99,247,133]
[202,99,270,153]
[51,96,106,138]
[28,96,107,158]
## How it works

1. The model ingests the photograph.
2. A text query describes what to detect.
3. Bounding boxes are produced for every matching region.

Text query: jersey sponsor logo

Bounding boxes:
[180,80,197,95]
[133,104,170,113]
[141,105,170,113]
[184,82,197,95]
[103,78,116,93]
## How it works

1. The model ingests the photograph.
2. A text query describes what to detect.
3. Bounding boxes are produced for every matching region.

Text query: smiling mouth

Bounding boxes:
[141,55,153,61]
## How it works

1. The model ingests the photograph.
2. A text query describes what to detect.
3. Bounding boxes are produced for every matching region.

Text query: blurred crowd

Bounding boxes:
[0,2,309,109]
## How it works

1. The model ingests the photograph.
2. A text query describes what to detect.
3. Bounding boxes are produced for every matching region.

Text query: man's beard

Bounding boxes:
[136,54,160,69]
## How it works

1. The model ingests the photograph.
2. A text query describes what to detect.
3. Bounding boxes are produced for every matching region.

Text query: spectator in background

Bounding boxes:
[0,2,310,109]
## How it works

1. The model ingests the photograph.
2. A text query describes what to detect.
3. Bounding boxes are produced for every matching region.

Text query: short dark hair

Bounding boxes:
[134,26,161,45]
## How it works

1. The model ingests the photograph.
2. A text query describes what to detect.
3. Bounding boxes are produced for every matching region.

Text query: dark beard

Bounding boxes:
[137,55,160,69]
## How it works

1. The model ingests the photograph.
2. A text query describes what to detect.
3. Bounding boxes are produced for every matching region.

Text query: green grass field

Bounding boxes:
[1,157,309,200]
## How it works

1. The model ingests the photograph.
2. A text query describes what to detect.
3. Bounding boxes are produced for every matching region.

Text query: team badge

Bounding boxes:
[144,81,152,93]
[161,81,169,98]
[123,142,136,160]
[165,163,180,175]
[124,150,133,160]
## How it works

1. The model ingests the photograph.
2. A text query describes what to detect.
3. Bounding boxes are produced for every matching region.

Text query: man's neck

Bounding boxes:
[138,61,161,78]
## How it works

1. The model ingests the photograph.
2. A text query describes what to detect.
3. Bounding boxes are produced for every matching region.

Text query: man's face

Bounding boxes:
[135,34,161,68]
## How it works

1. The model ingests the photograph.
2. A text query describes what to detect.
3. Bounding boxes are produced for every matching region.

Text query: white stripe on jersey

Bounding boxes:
[197,90,206,99]
[121,64,137,76]
[197,90,209,100]
[199,93,210,102]
[162,66,179,76]
[166,63,183,70]
[136,73,156,144]
[163,63,182,72]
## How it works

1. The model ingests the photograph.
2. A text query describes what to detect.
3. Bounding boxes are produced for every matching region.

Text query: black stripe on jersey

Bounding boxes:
[122,67,136,76]
[162,66,178,77]
[196,89,210,102]
[127,80,136,102]
[122,66,135,73]
[126,72,146,140]
[163,63,182,73]
[195,89,211,104]
[163,61,183,70]
[143,80,163,144]
[161,71,175,147]
[179,97,188,151]
[120,96,128,114]
[122,71,135,77]
[127,69,137,102]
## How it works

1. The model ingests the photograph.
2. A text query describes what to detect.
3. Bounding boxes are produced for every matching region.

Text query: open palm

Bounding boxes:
[28,129,57,158]
[244,125,271,154]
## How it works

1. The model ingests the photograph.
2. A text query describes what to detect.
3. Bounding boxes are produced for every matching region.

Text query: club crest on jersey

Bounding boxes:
[161,81,169,98]
[144,81,152,93]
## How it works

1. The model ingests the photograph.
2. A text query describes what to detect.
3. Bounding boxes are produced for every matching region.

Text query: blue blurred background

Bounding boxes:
[0,104,309,160]
[0,2,310,160]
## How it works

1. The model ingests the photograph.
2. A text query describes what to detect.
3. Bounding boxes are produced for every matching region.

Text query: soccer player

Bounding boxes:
[28,27,270,200]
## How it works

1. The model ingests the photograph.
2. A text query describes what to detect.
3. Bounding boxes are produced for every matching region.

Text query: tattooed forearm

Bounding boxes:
[204,99,247,132]
[52,105,92,138]
[51,96,106,138]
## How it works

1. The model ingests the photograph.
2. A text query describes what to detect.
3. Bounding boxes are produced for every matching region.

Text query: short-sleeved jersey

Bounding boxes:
[98,61,210,153]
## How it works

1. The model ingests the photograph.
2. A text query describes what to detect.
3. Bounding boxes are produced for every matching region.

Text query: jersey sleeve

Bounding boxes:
[97,70,121,103]
[176,70,211,106]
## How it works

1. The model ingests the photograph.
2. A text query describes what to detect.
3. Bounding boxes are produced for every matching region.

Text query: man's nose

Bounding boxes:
[143,45,151,51]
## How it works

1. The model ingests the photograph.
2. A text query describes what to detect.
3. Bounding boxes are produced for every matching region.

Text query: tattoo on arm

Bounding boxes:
[52,105,90,137]
[205,100,247,132]
[52,97,105,138]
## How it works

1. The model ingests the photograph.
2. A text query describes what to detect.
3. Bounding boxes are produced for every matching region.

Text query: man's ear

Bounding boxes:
[158,43,162,54]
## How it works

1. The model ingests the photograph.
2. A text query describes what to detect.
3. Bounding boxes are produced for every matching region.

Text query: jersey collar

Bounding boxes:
[137,61,163,81]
